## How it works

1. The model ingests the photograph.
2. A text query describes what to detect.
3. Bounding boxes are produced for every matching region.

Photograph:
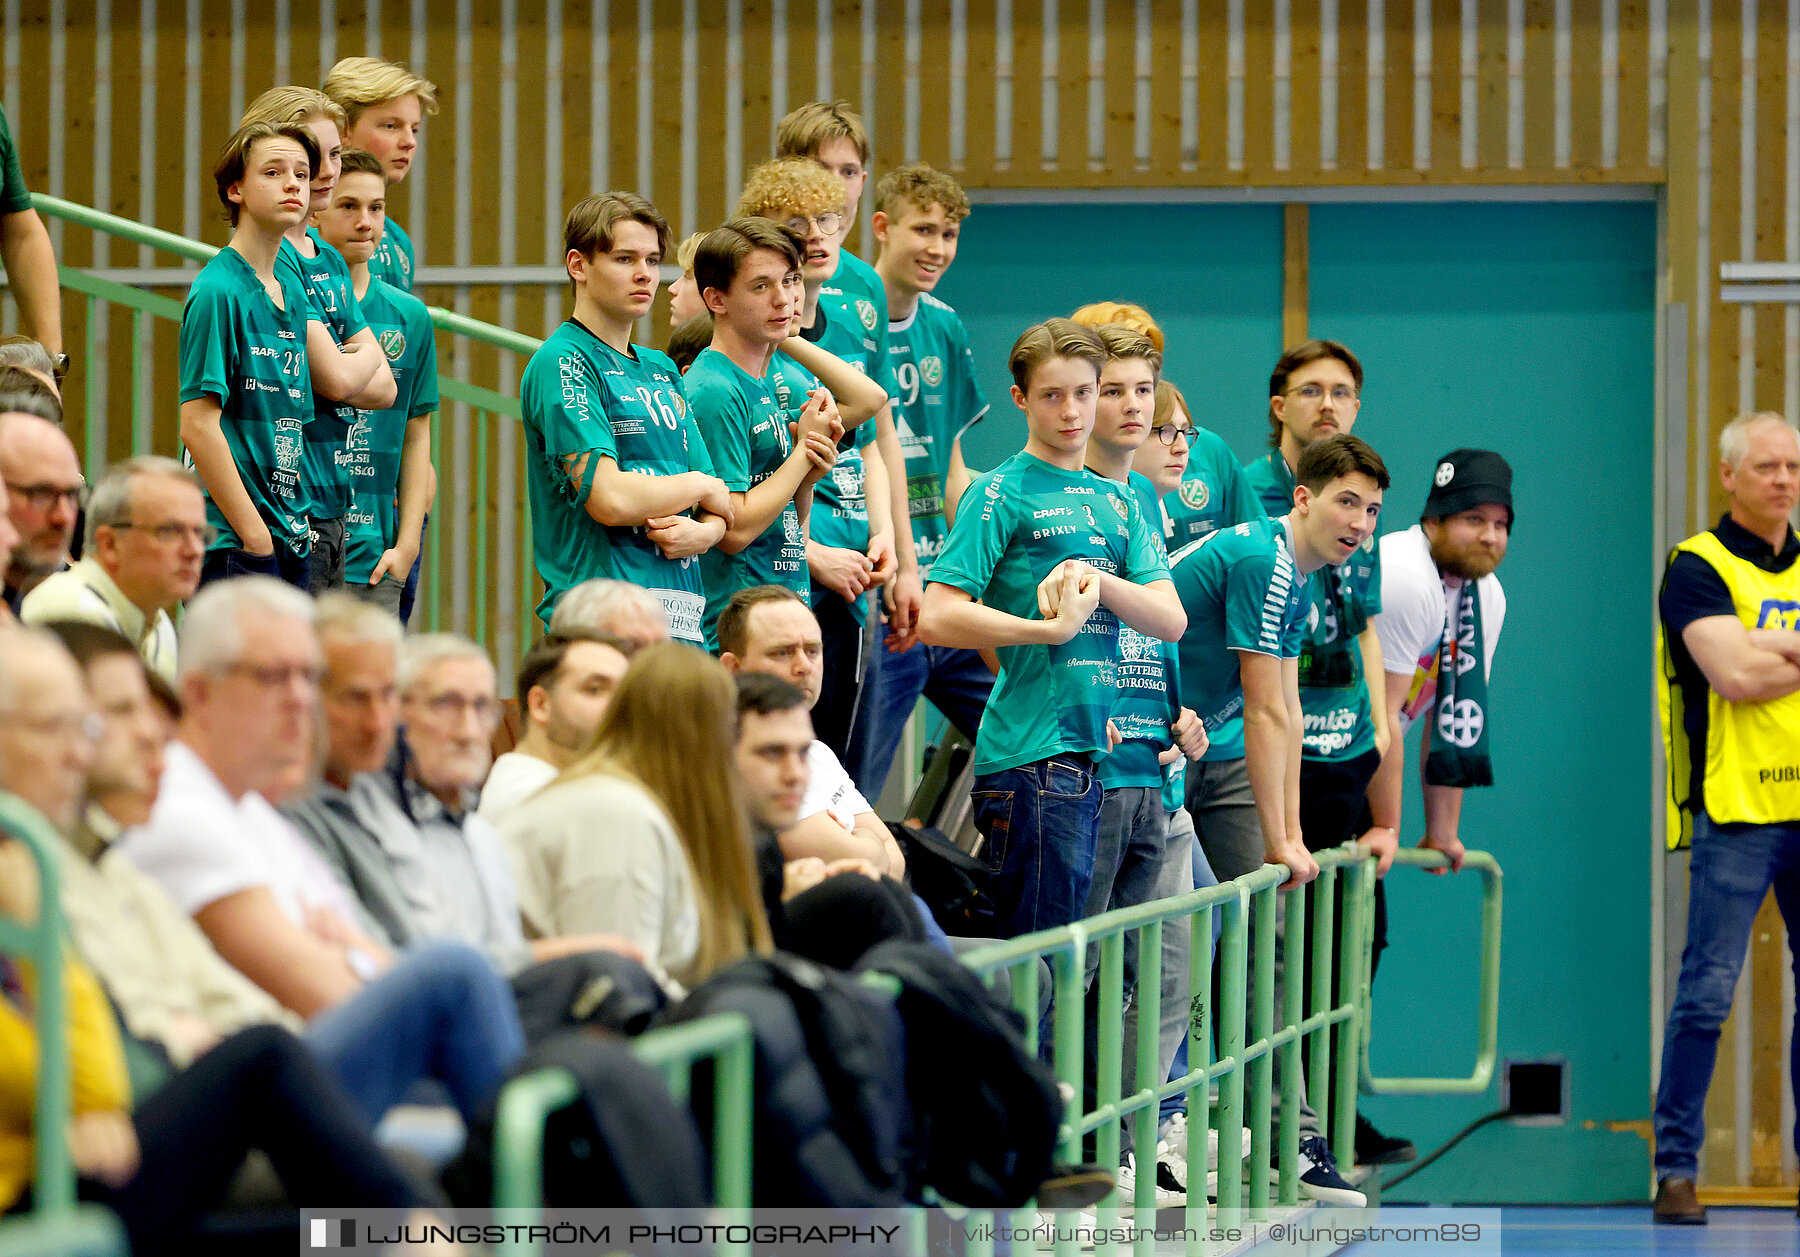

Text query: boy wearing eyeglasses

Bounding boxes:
[1243,339,1412,1170]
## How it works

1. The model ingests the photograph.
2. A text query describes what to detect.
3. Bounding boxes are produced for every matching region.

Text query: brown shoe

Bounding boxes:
[1652,1177,1707,1225]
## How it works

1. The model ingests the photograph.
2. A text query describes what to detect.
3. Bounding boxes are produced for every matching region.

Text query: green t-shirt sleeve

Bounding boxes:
[687,372,753,492]
[525,347,617,511]
[1123,492,1171,584]
[338,284,369,342]
[1222,457,1267,527]
[951,335,988,437]
[407,307,439,418]
[1362,540,1384,616]
[177,284,233,405]
[0,106,30,214]
[868,300,900,401]
[1222,549,1290,657]
[926,478,1011,599]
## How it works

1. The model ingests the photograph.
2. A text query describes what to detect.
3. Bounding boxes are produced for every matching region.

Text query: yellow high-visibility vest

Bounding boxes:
[1659,530,1800,848]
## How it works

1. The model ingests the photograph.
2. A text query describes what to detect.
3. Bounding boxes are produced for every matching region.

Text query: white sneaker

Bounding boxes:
[1033,1209,1098,1250]
[1117,1144,1185,1208]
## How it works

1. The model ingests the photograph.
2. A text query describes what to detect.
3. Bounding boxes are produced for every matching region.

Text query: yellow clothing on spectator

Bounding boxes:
[18,558,179,686]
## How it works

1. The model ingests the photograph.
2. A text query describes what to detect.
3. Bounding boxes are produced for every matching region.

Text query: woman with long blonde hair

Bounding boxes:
[498,643,772,991]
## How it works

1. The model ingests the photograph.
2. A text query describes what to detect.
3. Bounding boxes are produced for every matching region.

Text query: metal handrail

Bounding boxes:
[1358,847,1504,1095]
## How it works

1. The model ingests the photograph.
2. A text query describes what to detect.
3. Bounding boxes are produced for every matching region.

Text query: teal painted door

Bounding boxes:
[1311,200,1657,1203]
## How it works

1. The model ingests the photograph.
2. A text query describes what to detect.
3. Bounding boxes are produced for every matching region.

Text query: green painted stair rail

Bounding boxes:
[0,794,128,1256]
[1357,848,1504,1097]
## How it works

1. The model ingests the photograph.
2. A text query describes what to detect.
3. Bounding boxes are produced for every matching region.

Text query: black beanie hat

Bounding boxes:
[1422,448,1514,525]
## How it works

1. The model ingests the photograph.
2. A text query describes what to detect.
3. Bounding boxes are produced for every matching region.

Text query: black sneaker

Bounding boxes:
[1295,1134,1367,1207]
[1355,1114,1417,1166]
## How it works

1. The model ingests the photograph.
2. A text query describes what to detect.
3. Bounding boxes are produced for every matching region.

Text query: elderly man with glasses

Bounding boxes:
[20,457,210,684]
[0,407,82,612]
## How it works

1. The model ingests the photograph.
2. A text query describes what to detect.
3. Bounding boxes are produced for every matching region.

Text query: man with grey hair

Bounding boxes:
[1,408,81,611]
[20,456,207,683]
[1653,411,1800,1225]
[546,575,670,650]
[0,336,63,407]
[0,624,94,834]
[285,605,640,974]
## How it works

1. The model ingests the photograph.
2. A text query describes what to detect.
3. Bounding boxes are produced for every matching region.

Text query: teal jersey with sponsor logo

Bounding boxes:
[519,319,713,643]
[368,217,414,292]
[1169,516,1309,761]
[1245,450,1383,761]
[1161,426,1265,546]
[342,278,439,586]
[178,246,314,557]
[686,348,810,649]
[809,253,900,555]
[929,452,1171,776]
[280,231,369,520]
[1100,471,1183,791]
[887,293,989,575]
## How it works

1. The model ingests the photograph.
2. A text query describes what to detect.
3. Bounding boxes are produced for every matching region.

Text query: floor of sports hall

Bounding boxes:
[1334,1206,1797,1255]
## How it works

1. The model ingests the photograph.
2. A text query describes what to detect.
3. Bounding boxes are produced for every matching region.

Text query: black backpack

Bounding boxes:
[857,940,1061,1208]
[658,951,912,1206]
[890,821,997,937]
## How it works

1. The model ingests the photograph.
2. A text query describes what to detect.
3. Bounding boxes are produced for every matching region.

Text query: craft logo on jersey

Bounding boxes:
[1178,478,1209,511]
[378,328,406,360]
[1758,598,1800,631]
[920,355,943,387]
[856,299,878,330]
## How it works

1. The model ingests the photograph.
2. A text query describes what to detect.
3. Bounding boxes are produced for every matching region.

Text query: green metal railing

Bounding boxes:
[31,192,544,658]
[491,1012,756,1256]
[0,794,128,1256]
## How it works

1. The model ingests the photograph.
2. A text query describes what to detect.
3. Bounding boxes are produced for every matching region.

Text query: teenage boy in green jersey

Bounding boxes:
[1169,432,1386,1206]
[853,163,998,796]
[738,157,898,757]
[312,149,438,616]
[519,192,733,645]
[180,122,326,590]
[920,319,1185,938]
[325,57,439,293]
[240,88,398,595]
[686,219,844,648]
[1246,340,1414,1168]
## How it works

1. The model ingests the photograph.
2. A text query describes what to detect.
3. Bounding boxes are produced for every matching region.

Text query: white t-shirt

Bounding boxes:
[798,740,873,833]
[117,741,361,927]
[477,751,560,822]
[1373,524,1507,736]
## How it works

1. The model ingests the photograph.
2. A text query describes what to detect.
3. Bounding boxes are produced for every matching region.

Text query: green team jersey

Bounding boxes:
[341,278,439,585]
[1244,450,1383,762]
[279,232,368,520]
[1099,471,1183,791]
[686,348,809,649]
[887,293,989,575]
[368,217,414,292]
[1169,515,1309,762]
[0,105,30,213]
[1162,426,1265,546]
[178,247,314,557]
[809,252,899,556]
[519,319,713,644]
[929,451,1171,776]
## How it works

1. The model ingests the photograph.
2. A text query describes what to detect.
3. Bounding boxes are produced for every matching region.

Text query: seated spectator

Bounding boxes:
[716,584,905,876]
[477,630,633,821]
[733,670,925,969]
[109,580,523,1123]
[0,408,80,612]
[546,576,670,649]
[284,601,638,973]
[20,457,205,684]
[0,335,63,406]
[498,643,772,993]
[0,626,457,1257]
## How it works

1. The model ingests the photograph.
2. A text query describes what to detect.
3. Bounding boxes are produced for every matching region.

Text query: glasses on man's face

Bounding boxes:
[411,691,502,729]
[1286,383,1359,403]
[110,520,219,546]
[4,479,85,513]
[221,661,324,690]
[1150,423,1193,447]
[784,212,842,238]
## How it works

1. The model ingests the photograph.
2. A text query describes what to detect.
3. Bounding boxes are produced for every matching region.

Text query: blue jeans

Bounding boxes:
[1653,811,1800,1179]
[1162,809,1222,1122]
[1082,786,1171,988]
[306,941,525,1125]
[847,623,994,799]
[972,754,1103,939]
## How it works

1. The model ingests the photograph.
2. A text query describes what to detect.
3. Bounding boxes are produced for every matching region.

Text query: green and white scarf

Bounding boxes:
[1426,579,1494,787]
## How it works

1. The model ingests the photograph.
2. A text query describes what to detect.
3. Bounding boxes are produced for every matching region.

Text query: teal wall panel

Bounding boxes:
[932,203,1285,470]
[1310,201,1657,1204]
